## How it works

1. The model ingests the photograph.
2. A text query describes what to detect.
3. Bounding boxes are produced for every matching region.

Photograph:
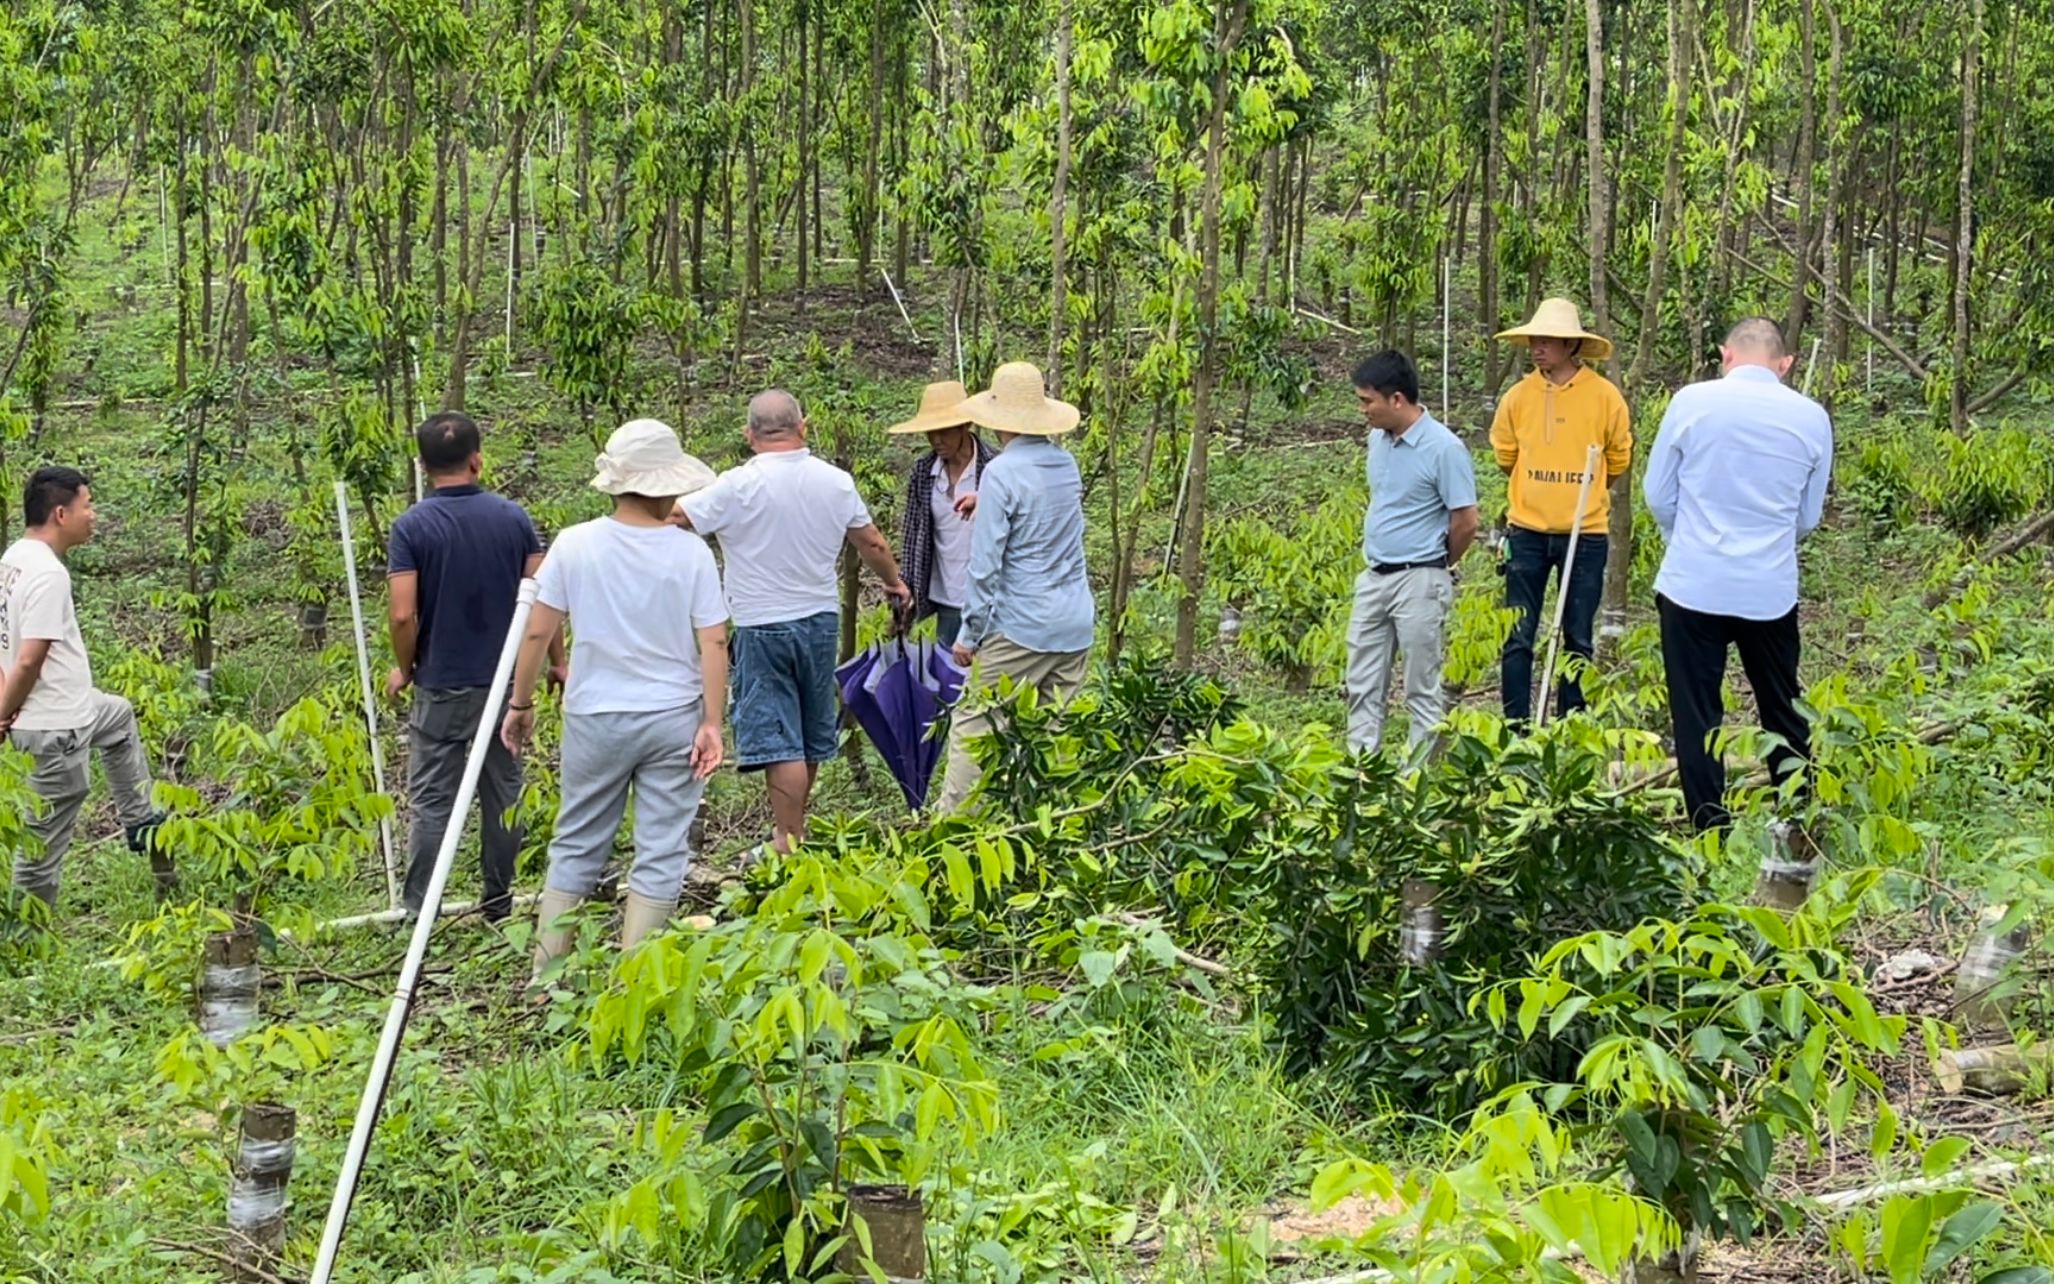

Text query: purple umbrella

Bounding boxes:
[836,638,968,810]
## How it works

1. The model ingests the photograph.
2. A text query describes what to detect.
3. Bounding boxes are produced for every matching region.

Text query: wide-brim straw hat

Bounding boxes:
[1495,297,1614,363]
[887,381,975,434]
[590,418,717,497]
[958,362,1080,436]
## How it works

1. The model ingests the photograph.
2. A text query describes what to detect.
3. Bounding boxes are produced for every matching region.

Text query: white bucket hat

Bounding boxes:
[590,418,717,498]
[959,362,1080,436]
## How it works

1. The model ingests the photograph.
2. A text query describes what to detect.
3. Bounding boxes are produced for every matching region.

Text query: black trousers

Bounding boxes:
[1657,595,1810,833]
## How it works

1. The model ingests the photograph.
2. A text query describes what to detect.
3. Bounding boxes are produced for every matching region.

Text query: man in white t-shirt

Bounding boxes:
[676,390,911,855]
[502,420,730,981]
[1,466,173,910]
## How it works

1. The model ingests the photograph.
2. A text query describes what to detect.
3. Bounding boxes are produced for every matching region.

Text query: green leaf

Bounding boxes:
[1926,1200,2002,1275]
[1547,994,1592,1039]
[703,1101,756,1143]
[1880,1194,1935,1284]
[1078,950,1119,989]
[783,1213,806,1277]
[1977,1269,2053,1284]
[1922,1135,1973,1180]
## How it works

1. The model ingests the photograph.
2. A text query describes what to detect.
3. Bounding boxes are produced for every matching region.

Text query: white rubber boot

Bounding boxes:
[620,891,680,951]
[530,889,585,983]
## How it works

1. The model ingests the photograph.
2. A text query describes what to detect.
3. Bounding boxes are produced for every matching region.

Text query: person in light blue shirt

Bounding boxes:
[1643,316,1834,832]
[939,362,1094,811]
[1346,349,1480,755]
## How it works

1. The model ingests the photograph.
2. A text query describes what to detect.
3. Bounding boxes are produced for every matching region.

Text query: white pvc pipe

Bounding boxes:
[308,577,539,1284]
[1534,443,1601,730]
[335,481,400,912]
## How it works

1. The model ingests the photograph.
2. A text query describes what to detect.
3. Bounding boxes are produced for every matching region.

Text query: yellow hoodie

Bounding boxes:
[1489,367,1633,533]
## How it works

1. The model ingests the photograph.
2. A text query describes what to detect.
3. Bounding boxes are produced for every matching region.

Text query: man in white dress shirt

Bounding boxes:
[1644,317,1834,833]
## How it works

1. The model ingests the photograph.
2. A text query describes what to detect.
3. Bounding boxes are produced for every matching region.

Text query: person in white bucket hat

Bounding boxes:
[503,418,729,986]
[936,361,1095,813]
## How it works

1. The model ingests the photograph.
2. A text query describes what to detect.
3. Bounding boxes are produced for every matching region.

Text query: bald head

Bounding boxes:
[746,389,806,451]
[1720,316,1796,382]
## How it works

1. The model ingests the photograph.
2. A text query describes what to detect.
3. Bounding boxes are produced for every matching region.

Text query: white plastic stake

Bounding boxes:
[334,481,400,911]
[881,268,922,344]
[309,579,539,1284]
[1801,335,1824,398]
[504,218,516,349]
[1534,443,1601,729]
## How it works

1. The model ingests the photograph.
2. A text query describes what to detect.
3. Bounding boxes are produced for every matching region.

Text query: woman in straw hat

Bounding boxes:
[889,381,996,647]
[936,361,1095,813]
[1488,297,1632,726]
[503,418,730,986]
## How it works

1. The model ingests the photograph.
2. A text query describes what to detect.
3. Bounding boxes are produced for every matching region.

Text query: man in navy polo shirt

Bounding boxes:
[1345,350,1479,756]
[386,411,559,921]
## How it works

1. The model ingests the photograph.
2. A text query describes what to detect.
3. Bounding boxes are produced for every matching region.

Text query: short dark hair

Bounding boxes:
[1351,349,1421,405]
[416,411,481,473]
[1724,316,1788,360]
[23,467,89,528]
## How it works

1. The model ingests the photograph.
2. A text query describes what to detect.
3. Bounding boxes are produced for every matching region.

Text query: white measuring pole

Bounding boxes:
[334,482,400,911]
[1800,335,1824,398]
[309,580,539,1284]
[1440,256,1451,421]
[1534,444,1601,730]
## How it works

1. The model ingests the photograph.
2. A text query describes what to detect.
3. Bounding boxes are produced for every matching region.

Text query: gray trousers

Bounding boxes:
[404,687,524,918]
[545,702,708,901]
[938,636,1091,813]
[11,691,156,906]
[1344,566,1454,755]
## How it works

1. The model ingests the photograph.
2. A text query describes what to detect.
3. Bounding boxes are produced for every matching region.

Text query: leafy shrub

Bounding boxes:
[1844,436,1917,528]
[968,660,1697,1115]
[1926,428,2049,540]
[1493,880,1905,1265]
[1206,497,1362,691]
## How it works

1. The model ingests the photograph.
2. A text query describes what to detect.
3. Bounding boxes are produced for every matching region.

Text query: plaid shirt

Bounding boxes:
[899,437,996,621]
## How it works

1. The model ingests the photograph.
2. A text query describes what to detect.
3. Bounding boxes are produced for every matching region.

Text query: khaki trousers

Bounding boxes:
[938,636,1091,813]
[1344,566,1454,755]
[11,691,157,906]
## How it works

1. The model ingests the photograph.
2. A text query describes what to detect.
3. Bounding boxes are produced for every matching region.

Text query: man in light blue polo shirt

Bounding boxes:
[1345,349,1479,754]
[1645,316,1833,833]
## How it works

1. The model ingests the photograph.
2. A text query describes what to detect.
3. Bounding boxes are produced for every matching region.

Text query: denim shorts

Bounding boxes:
[732,611,842,769]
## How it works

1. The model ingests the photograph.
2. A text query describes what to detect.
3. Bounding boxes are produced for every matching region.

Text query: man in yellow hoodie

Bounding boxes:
[1489,299,1632,725]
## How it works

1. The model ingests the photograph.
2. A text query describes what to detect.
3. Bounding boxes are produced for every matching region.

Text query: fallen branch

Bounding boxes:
[1112,912,1233,979]
[1921,509,2054,609]
[150,1236,301,1284]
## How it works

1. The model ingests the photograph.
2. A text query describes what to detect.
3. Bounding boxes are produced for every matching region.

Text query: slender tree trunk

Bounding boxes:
[741,0,760,297]
[1046,0,1073,394]
[858,0,885,286]
[1172,0,1250,668]
[796,0,811,311]
[1949,0,1981,432]
[1783,0,1816,345]
[1481,0,1506,391]
[1819,6,1849,389]
[1584,0,1624,642]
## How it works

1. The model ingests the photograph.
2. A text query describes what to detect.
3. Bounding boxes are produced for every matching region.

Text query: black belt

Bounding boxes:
[1371,557,1447,575]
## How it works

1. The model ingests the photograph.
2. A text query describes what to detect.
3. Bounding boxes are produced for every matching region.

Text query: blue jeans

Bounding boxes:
[732,612,842,769]
[1501,528,1608,724]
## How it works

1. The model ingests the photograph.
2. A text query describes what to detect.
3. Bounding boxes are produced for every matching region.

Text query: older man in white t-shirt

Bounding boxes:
[678,390,911,855]
[0,466,173,909]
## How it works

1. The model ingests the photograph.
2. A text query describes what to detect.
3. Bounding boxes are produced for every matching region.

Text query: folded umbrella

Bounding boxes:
[836,638,968,810]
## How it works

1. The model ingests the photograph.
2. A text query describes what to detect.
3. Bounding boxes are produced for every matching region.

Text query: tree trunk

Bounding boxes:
[1820,6,1849,386]
[1584,0,1623,642]
[1783,0,1816,346]
[1949,0,1981,433]
[796,0,810,311]
[1172,0,1250,668]
[1481,0,1505,392]
[1046,0,1073,395]
[857,0,886,286]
